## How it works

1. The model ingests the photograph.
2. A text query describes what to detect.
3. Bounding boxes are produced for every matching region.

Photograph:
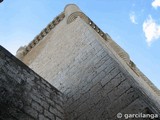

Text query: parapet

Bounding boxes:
[16,12,65,60]
[64,4,89,24]
[15,4,160,97]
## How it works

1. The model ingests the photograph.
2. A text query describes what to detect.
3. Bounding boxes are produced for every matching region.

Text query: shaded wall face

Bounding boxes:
[23,17,159,119]
[50,20,156,119]
[60,42,154,119]
[0,46,64,120]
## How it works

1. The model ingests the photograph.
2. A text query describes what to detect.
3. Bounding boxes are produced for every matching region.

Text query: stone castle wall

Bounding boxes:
[0,46,64,120]
[2,4,160,120]
[18,5,160,119]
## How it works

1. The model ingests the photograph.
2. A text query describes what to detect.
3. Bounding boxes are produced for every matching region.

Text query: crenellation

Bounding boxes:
[41,30,46,37]
[1,4,160,120]
[16,12,65,60]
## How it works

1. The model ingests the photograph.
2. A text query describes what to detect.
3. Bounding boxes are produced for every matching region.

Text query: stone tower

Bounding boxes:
[0,4,160,120]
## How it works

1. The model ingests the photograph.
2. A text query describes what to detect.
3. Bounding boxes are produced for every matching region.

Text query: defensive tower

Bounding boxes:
[0,4,160,120]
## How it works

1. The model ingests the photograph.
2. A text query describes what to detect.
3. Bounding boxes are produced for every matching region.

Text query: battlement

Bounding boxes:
[2,4,159,120]
[16,4,124,62]
[16,12,65,59]
[16,4,160,99]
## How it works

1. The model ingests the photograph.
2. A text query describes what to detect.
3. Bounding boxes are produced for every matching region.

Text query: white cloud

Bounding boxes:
[152,0,160,9]
[143,15,160,46]
[129,12,138,24]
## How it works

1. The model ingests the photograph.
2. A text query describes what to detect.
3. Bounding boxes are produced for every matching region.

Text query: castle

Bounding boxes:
[0,4,160,120]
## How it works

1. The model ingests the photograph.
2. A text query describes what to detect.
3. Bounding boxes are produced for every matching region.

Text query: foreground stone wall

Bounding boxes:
[0,45,64,120]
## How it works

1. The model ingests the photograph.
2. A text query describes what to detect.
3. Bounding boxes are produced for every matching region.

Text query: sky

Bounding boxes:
[0,0,160,89]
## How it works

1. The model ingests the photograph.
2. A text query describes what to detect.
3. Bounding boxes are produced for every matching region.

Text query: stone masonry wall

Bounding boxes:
[55,20,160,120]
[61,39,160,119]
[0,45,64,120]
[22,16,160,120]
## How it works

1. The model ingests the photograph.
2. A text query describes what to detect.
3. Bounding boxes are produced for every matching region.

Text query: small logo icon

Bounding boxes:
[117,113,122,119]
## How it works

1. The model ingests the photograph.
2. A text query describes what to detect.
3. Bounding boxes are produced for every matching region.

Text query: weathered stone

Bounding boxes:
[44,110,55,119]
[108,80,131,101]
[0,46,64,120]
[24,106,38,119]
[56,116,62,120]
[0,3,160,120]
[39,114,50,120]
[31,100,43,113]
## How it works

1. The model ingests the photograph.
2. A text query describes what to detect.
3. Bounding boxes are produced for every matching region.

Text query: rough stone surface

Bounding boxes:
[21,12,159,120]
[0,46,64,120]
[1,4,160,120]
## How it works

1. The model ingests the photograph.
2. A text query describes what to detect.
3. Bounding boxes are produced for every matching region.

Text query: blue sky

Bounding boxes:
[0,0,160,89]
